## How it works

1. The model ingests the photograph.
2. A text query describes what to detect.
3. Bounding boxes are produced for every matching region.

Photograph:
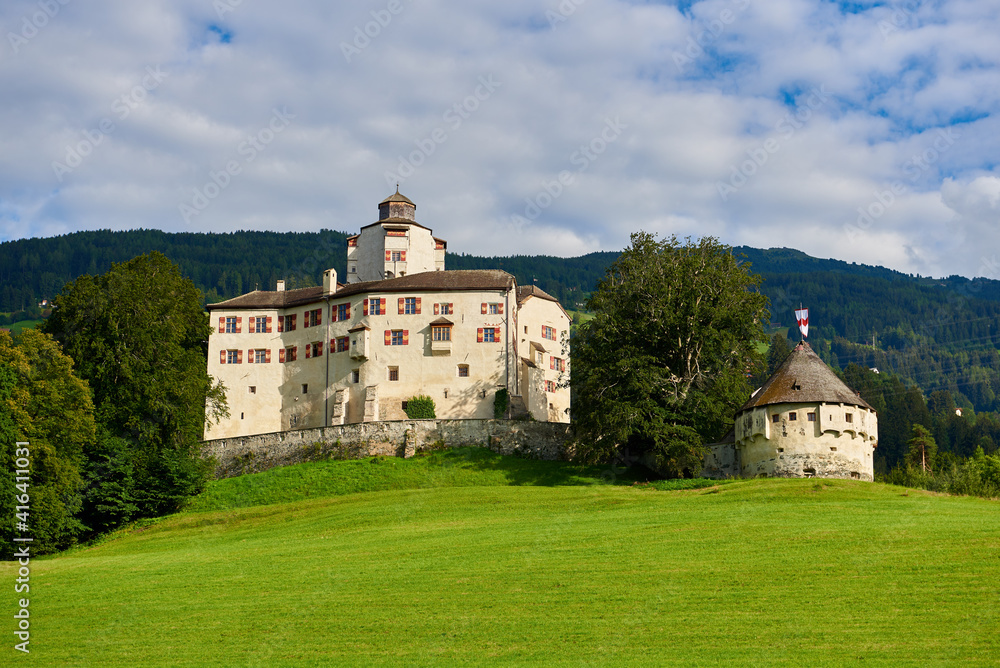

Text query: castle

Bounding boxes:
[204,190,571,440]
[707,341,879,480]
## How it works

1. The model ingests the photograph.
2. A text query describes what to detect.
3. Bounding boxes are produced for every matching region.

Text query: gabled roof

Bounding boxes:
[516,285,558,305]
[207,270,515,311]
[739,342,873,412]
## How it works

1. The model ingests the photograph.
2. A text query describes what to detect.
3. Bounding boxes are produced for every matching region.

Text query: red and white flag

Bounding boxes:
[795,308,809,339]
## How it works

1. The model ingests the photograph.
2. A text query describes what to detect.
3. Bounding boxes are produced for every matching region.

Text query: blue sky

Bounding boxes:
[1,0,999,278]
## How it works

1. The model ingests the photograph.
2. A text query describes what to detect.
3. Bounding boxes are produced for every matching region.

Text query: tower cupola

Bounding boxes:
[378,187,416,222]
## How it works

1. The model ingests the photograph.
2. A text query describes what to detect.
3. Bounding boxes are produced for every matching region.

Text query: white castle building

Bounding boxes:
[204,190,571,440]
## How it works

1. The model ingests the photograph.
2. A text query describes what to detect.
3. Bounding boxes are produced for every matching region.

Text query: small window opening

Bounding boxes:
[803,467,816,478]
[772,414,780,423]
[302,384,308,394]
[807,412,816,422]
[240,412,244,420]
[851,472,861,479]
[845,413,853,423]
[830,447,837,452]
[789,412,797,421]
[248,386,256,394]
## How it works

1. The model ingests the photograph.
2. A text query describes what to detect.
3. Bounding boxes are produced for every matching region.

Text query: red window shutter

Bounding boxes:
[415,298,421,314]
[317,343,323,356]
[380,298,386,312]
[398,297,405,314]
[236,317,242,333]
[449,303,454,313]
[220,350,226,364]
[218,316,225,332]
[434,303,440,315]
[279,348,285,363]
[331,308,337,323]
[278,315,284,332]
[384,330,392,346]
[498,303,503,314]
[402,330,409,345]
[305,345,311,359]
[304,311,310,327]
[265,349,271,363]
[481,303,487,314]
[316,310,322,325]
[291,347,297,361]
[401,251,406,262]
[346,304,351,319]
[386,250,392,262]
[266,316,273,333]
[550,357,555,370]
[364,300,369,316]
[330,339,335,354]
[495,327,501,339]
[477,328,484,343]
[237,350,243,364]
[247,348,254,363]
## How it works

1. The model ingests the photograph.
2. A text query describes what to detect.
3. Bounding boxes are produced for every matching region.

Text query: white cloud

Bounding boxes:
[1,0,1000,276]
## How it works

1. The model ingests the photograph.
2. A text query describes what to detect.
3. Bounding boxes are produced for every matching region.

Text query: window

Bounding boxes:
[391,251,402,262]
[432,326,451,342]
[789,412,797,421]
[279,346,297,363]
[542,325,556,341]
[388,367,399,381]
[305,309,321,327]
[225,350,240,364]
[436,303,452,315]
[807,412,816,422]
[301,384,308,394]
[390,330,405,346]
[351,369,360,383]
[482,328,496,343]
[251,349,268,364]
[403,297,418,314]
[335,336,349,353]
[457,365,469,377]
[367,298,384,315]
[253,316,268,333]
[306,341,323,358]
[350,266,356,273]
[225,316,238,333]
[248,386,256,394]
[488,303,500,314]
[545,380,556,393]
[481,302,503,315]
[772,414,780,423]
[285,314,296,331]
[336,303,350,322]
[550,357,565,372]
[845,413,853,423]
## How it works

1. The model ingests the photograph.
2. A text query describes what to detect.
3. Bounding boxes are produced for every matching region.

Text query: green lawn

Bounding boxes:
[6,319,43,335]
[5,454,998,666]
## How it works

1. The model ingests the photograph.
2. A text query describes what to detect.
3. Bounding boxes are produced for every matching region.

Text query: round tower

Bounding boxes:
[734,342,878,480]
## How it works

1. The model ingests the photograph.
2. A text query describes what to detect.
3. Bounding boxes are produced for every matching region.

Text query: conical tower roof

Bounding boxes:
[739,341,873,412]
[379,187,415,207]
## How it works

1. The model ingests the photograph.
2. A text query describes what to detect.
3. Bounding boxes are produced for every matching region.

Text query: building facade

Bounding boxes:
[204,191,570,440]
[731,341,878,480]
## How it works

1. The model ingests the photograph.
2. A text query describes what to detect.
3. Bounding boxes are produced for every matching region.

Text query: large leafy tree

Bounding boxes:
[44,252,227,517]
[572,232,769,475]
[0,329,95,553]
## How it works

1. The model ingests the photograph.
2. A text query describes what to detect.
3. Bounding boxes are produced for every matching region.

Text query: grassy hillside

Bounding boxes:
[5,452,998,666]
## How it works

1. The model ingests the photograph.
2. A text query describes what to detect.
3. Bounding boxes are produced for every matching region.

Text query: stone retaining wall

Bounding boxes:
[202,419,576,479]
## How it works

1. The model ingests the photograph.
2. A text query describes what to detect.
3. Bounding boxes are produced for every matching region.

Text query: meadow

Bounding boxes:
[4,449,998,666]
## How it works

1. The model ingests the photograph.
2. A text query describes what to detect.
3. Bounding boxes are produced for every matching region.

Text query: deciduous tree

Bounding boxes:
[571,232,769,475]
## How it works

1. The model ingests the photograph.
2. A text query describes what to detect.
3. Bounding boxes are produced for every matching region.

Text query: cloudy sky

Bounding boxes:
[2,0,999,278]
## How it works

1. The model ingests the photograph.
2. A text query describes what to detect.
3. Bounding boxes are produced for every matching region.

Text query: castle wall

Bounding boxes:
[202,419,575,479]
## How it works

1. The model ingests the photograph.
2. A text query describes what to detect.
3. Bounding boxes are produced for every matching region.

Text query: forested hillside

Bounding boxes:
[6,228,1000,421]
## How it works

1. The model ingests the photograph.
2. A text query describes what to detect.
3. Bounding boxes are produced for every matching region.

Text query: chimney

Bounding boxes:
[323,269,337,296]
[276,280,285,292]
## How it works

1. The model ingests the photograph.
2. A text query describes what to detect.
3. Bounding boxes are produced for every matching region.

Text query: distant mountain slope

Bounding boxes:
[6,229,1000,412]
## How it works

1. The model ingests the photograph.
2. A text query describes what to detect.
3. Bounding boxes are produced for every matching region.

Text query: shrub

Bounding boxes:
[405,395,436,419]
[494,389,509,419]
